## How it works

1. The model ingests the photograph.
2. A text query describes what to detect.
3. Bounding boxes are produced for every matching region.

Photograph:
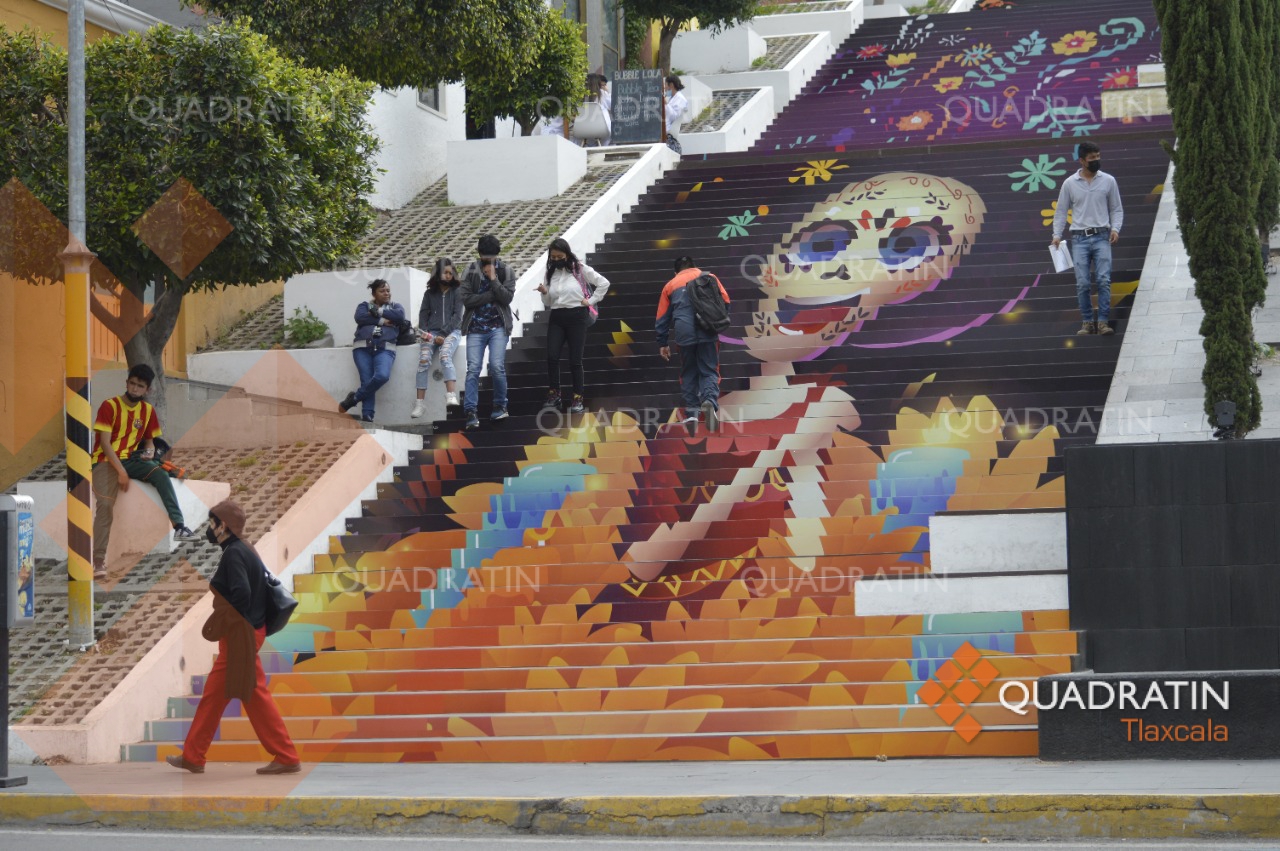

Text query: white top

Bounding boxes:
[665,90,688,136]
[541,262,612,310]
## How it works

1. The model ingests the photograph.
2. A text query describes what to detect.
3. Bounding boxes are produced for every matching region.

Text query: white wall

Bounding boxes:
[188,346,430,426]
[285,266,429,352]
[930,512,1068,575]
[694,32,833,116]
[671,23,767,74]
[681,87,775,156]
[750,2,864,45]
[367,84,467,211]
[865,4,909,19]
[447,135,588,206]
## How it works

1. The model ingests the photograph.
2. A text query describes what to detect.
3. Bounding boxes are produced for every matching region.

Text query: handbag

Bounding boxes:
[573,267,598,327]
[395,321,419,346]
[263,569,298,636]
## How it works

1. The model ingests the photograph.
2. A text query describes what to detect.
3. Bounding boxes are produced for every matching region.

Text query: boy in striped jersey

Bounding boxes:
[91,365,196,580]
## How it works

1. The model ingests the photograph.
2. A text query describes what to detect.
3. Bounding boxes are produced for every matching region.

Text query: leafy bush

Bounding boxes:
[285,307,330,347]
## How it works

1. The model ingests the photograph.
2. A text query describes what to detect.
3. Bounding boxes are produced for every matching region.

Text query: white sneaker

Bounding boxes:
[410,400,426,419]
[446,392,459,407]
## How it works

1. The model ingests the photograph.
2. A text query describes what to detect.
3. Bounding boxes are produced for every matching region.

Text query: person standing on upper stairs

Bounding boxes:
[538,237,611,415]
[1052,140,1124,337]
[656,256,730,431]
[460,234,517,430]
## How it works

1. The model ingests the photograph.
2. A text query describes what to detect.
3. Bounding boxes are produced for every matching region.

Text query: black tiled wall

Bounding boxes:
[1066,440,1280,672]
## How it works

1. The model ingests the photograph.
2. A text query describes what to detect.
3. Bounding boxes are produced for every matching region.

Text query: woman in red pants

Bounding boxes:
[166,499,301,775]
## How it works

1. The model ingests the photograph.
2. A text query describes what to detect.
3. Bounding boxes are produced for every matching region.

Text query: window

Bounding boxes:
[417,84,445,116]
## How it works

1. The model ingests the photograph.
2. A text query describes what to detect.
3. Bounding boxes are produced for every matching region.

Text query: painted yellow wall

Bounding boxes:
[0,0,113,44]
[176,281,286,368]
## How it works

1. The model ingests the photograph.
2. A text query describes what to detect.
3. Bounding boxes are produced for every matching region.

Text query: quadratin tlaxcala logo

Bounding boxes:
[916,641,1000,743]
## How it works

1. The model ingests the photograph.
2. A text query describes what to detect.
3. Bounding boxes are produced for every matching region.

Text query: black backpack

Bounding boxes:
[687,273,730,333]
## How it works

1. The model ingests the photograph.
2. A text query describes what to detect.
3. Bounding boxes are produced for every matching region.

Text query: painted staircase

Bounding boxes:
[124,0,1169,764]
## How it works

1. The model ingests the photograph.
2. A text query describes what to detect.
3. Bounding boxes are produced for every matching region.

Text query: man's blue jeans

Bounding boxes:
[352,345,396,419]
[1071,231,1113,324]
[464,326,509,414]
[680,341,721,417]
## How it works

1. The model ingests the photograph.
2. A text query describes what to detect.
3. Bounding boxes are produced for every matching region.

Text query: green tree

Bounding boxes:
[1249,0,1280,260]
[466,6,588,136]
[0,22,379,415]
[192,0,544,95]
[618,0,760,75]
[1155,0,1262,433]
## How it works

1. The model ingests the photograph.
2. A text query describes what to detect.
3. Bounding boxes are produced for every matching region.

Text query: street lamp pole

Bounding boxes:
[64,0,96,650]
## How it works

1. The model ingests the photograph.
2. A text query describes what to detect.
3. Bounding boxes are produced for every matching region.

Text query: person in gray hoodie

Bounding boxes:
[412,258,463,417]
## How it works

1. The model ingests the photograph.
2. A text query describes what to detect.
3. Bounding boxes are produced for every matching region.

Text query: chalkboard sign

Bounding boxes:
[610,69,665,145]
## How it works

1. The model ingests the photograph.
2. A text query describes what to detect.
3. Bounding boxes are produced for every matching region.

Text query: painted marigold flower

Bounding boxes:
[885,52,917,69]
[1101,67,1138,89]
[933,76,963,93]
[1053,30,1097,56]
[895,110,934,132]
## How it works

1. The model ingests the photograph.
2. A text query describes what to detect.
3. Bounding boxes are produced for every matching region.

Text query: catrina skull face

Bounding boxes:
[744,172,986,362]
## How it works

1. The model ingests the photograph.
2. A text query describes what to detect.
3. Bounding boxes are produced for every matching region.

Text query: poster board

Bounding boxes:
[610,69,665,145]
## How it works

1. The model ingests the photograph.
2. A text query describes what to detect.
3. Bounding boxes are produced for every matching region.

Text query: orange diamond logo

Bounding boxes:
[920,641,994,742]
[953,712,983,743]
[132,177,233,279]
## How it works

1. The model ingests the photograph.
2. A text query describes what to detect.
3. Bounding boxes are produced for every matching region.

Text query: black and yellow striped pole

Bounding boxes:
[65,0,94,649]
[63,241,95,649]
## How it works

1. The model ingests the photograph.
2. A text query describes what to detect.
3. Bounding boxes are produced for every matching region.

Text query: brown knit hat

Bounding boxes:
[208,499,248,538]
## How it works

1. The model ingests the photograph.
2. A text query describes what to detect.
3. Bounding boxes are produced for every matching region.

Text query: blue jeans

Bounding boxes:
[352,345,396,418]
[1071,231,1112,323]
[679,341,721,416]
[417,330,460,390]
[464,326,508,414]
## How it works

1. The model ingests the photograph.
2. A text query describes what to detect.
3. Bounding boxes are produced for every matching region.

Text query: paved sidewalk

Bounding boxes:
[1,759,1277,840]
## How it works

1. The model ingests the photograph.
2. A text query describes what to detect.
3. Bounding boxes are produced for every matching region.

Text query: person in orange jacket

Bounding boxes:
[655,256,730,431]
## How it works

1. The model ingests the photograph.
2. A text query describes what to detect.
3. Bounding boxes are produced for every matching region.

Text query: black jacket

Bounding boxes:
[210,535,268,629]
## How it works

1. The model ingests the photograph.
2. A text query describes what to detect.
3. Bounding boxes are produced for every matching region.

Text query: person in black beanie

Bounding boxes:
[166,499,302,776]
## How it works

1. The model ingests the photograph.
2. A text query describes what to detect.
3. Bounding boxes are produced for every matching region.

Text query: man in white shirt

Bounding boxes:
[1051,140,1125,336]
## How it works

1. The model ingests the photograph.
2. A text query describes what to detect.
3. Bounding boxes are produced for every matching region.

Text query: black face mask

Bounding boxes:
[1086,160,1101,173]
[549,258,571,272]
[206,526,220,545]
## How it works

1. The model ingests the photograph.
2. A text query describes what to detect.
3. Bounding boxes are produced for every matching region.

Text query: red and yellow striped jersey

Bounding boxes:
[92,396,161,464]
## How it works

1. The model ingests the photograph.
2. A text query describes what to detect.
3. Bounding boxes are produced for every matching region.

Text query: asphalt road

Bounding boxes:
[0,830,1276,850]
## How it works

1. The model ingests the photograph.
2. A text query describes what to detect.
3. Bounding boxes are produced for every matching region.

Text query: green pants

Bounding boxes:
[91,457,185,564]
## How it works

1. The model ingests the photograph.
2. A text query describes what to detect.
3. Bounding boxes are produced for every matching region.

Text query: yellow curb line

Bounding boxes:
[1,794,1278,839]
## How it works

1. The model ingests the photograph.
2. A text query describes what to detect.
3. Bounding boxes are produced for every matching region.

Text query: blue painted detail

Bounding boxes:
[870,447,971,556]
[401,462,594,628]
[923,612,1026,635]
[263,623,328,655]
[910,632,1019,680]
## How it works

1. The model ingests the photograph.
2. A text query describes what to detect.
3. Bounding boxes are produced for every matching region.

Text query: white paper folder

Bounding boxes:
[1049,243,1074,273]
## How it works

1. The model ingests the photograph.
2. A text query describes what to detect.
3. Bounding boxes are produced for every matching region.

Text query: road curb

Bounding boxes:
[2,793,1280,839]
